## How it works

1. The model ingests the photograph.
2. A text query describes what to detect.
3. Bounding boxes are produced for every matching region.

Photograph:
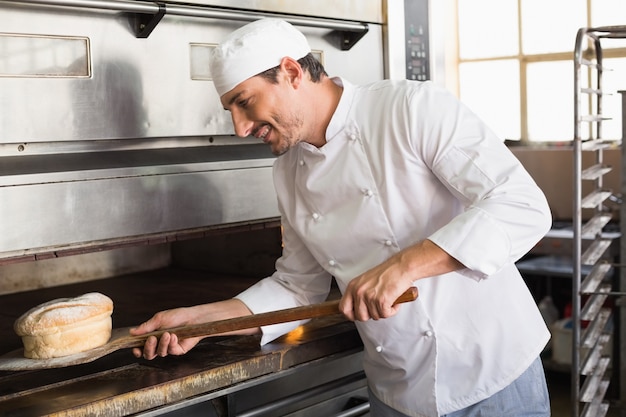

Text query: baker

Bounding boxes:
[131,18,553,417]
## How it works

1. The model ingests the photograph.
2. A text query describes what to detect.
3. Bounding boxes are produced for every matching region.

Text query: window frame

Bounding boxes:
[454,0,626,144]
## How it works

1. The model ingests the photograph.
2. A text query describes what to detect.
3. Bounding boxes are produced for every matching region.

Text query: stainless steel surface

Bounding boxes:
[383,0,448,84]
[383,0,407,80]
[0,1,385,260]
[573,26,593,417]
[165,0,383,23]
[0,156,278,257]
[615,91,626,417]
[5,0,383,23]
[1,2,383,144]
[7,0,157,13]
[4,0,372,36]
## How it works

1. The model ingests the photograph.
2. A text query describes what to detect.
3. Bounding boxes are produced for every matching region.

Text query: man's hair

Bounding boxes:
[258,53,328,84]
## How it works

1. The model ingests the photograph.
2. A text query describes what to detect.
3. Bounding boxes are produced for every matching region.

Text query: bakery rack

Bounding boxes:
[572,24,626,417]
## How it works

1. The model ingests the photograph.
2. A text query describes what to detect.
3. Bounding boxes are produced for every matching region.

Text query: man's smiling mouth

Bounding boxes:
[254,124,271,142]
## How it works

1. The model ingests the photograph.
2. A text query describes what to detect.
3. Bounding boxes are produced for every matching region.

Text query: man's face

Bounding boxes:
[220,74,304,156]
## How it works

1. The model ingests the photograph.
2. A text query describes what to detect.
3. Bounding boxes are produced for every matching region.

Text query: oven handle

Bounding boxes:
[4,0,370,47]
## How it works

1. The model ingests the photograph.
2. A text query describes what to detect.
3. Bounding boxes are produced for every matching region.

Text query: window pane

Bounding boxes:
[601,57,626,140]
[458,0,518,59]
[592,0,626,49]
[526,61,573,141]
[592,0,626,28]
[459,60,520,140]
[521,0,587,54]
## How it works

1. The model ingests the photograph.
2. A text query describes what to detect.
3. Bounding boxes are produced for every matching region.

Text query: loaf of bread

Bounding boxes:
[14,292,114,359]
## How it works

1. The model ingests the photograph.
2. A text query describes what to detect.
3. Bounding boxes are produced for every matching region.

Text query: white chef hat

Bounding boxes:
[209,18,312,97]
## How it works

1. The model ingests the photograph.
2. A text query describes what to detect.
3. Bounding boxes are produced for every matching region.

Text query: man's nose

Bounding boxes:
[231,111,253,138]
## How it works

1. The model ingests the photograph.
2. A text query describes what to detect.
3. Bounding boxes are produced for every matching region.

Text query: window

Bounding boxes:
[457,0,626,142]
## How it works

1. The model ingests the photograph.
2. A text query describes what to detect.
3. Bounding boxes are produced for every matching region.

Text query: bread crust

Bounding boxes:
[14,292,114,359]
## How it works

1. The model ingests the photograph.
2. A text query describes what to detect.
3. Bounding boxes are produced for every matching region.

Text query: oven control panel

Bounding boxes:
[404,0,430,81]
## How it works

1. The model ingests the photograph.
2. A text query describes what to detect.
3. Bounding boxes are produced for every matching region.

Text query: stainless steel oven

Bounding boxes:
[0,1,390,415]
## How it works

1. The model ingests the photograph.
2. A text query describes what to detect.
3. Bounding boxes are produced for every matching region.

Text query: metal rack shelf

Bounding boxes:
[572,25,626,417]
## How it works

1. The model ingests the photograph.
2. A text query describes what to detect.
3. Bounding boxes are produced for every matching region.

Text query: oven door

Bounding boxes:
[0,0,385,261]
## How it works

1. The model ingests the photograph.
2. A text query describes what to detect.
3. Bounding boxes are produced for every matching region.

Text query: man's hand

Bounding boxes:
[130,307,203,360]
[339,239,463,321]
[339,260,413,322]
[129,299,257,360]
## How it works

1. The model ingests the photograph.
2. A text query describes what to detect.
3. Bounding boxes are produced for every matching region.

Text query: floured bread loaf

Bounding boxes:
[14,292,114,359]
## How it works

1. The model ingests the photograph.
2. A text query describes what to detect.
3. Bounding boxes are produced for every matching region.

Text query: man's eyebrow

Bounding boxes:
[227,91,244,107]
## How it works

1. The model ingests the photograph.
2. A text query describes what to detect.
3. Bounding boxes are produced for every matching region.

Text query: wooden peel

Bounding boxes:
[0,287,418,371]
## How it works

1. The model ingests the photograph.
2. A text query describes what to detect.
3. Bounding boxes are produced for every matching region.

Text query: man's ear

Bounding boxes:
[279,56,303,88]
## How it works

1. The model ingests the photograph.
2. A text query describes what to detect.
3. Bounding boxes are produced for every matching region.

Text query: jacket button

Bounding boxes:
[424,330,433,338]
[375,345,383,352]
[349,133,357,141]
[312,213,320,220]
[384,240,392,246]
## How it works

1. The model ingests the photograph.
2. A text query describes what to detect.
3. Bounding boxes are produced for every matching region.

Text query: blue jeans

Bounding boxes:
[368,357,550,417]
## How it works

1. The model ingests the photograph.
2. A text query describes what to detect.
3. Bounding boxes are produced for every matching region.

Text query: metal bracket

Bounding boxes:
[130,2,166,38]
[335,24,369,50]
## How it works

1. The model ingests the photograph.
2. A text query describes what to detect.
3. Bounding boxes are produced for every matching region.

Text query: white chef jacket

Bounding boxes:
[236,78,552,417]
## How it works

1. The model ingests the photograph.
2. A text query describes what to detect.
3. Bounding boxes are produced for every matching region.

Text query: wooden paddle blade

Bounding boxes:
[0,327,133,371]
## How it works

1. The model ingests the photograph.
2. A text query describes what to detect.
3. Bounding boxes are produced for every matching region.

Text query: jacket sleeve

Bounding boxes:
[236,201,333,345]
[419,84,552,278]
